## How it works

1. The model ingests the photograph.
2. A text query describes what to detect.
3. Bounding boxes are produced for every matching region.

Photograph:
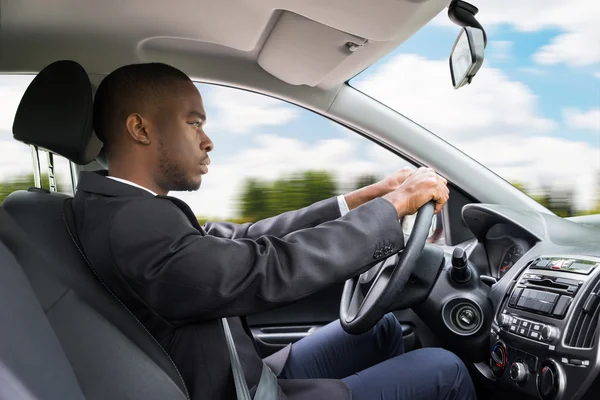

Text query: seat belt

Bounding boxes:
[222,317,278,400]
[221,318,253,400]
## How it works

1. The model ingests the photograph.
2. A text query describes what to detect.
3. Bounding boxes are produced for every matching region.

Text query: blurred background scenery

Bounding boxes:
[1,1,599,223]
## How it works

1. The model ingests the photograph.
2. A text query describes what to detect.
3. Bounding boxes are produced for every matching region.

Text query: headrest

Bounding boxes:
[12,60,102,165]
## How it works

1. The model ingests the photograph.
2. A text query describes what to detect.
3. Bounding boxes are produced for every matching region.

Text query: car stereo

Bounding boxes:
[507,272,581,318]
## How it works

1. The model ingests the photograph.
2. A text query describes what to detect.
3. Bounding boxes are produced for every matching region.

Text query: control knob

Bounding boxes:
[498,314,510,329]
[490,343,507,377]
[541,326,558,342]
[509,362,527,383]
[537,360,560,400]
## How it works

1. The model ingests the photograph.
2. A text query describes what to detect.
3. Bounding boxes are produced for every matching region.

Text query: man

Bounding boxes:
[72,63,476,400]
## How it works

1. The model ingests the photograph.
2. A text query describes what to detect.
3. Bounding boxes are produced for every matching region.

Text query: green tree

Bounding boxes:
[238,170,337,221]
[511,181,577,217]
[0,173,61,205]
[240,179,271,221]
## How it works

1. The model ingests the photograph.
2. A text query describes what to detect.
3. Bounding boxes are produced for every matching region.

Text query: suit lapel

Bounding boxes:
[156,195,207,236]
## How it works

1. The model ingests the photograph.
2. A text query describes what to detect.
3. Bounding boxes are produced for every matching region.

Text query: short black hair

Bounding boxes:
[93,62,191,149]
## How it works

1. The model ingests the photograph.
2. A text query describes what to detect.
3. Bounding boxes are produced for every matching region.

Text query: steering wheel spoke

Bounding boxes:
[340,201,435,334]
[346,256,398,321]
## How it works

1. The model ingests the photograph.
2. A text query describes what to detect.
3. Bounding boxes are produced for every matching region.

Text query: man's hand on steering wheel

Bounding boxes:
[383,167,449,216]
[340,167,449,335]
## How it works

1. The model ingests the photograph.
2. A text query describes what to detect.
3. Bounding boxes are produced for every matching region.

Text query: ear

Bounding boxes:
[125,113,151,145]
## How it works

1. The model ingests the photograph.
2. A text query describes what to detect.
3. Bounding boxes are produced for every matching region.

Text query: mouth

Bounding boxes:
[199,157,210,174]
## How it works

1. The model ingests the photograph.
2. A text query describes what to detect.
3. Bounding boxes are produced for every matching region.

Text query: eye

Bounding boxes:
[189,121,201,129]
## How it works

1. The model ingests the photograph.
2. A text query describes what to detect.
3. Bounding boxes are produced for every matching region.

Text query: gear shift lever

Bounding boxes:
[451,247,472,283]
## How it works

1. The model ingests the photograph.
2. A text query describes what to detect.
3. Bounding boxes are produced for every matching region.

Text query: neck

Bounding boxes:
[107,159,168,196]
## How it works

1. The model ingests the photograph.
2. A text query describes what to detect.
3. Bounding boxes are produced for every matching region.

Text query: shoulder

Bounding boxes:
[109,197,193,237]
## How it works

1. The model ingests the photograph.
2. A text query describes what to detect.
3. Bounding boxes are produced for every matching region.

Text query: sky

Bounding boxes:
[0,0,599,217]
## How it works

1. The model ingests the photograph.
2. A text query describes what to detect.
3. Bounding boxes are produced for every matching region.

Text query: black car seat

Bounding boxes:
[1,60,189,399]
[0,236,85,400]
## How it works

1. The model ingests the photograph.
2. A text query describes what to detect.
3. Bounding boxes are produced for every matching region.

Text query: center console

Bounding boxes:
[489,256,600,400]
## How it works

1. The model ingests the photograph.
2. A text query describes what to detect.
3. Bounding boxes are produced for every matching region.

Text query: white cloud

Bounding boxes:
[199,85,300,134]
[433,0,600,68]
[564,108,600,132]
[0,138,33,180]
[534,31,600,67]
[459,135,600,210]
[489,41,513,62]
[353,54,556,141]
[0,75,34,132]
[353,53,600,210]
[595,72,600,79]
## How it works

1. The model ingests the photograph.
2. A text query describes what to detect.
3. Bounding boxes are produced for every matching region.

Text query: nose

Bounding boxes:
[200,129,214,153]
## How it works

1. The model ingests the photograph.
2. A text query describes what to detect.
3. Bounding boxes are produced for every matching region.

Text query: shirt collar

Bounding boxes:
[106,176,158,196]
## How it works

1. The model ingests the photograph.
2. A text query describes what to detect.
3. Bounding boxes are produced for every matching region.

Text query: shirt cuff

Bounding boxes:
[337,195,350,216]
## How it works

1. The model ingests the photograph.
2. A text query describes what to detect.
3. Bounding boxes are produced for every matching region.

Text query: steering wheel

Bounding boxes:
[340,201,436,334]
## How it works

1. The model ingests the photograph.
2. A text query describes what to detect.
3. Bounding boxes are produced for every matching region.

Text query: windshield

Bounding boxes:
[351,1,600,217]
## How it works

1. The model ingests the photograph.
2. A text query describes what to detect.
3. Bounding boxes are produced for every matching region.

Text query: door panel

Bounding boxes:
[246,283,419,357]
[246,283,344,327]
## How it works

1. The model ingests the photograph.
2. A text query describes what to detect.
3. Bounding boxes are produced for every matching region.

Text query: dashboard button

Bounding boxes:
[528,330,540,340]
[569,359,583,366]
[518,327,528,336]
[532,323,542,331]
[509,324,518,333]
[520,320,530,329]
[536,259,550,267]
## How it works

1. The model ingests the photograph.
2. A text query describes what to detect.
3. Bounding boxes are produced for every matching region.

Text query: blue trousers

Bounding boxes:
[279,313,477,400]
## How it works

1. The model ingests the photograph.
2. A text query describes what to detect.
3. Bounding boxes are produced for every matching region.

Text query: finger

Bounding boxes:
[435,202,444,214]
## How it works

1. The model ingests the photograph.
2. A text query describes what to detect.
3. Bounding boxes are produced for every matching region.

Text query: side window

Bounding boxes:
[170,83,443,243]
[0,75,74,204]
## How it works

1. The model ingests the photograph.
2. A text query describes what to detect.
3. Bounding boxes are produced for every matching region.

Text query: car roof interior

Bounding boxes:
[1,0,448,104]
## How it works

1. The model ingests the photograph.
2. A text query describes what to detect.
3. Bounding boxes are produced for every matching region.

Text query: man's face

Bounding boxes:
[152,80,213,192]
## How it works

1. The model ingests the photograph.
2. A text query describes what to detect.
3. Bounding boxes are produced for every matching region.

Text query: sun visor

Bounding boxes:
[258,11,368,87]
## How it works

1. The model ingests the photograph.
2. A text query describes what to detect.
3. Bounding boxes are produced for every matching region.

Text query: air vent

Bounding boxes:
[565,275,600,348]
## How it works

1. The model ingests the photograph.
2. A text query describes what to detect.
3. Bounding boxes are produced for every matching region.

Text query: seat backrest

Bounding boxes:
[0,238,85,400]
[3,60,189,399]
[2,192,189,400]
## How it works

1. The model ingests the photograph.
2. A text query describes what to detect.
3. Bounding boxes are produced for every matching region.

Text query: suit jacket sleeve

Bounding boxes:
[108,197,403,324]
[203,197,341,239]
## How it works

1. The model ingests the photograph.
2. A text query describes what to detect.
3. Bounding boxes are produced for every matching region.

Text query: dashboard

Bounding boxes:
[461,204,600,400]
[408,202,600,400]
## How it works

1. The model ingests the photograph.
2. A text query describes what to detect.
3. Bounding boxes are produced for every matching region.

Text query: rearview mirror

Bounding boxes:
[449,26,485,89]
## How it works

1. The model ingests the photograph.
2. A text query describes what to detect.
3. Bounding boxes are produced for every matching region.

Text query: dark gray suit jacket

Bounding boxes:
[72,171,404,400]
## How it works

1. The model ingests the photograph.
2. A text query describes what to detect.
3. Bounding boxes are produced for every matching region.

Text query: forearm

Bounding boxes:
[204,197,341,239]
[343,183,389,211]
